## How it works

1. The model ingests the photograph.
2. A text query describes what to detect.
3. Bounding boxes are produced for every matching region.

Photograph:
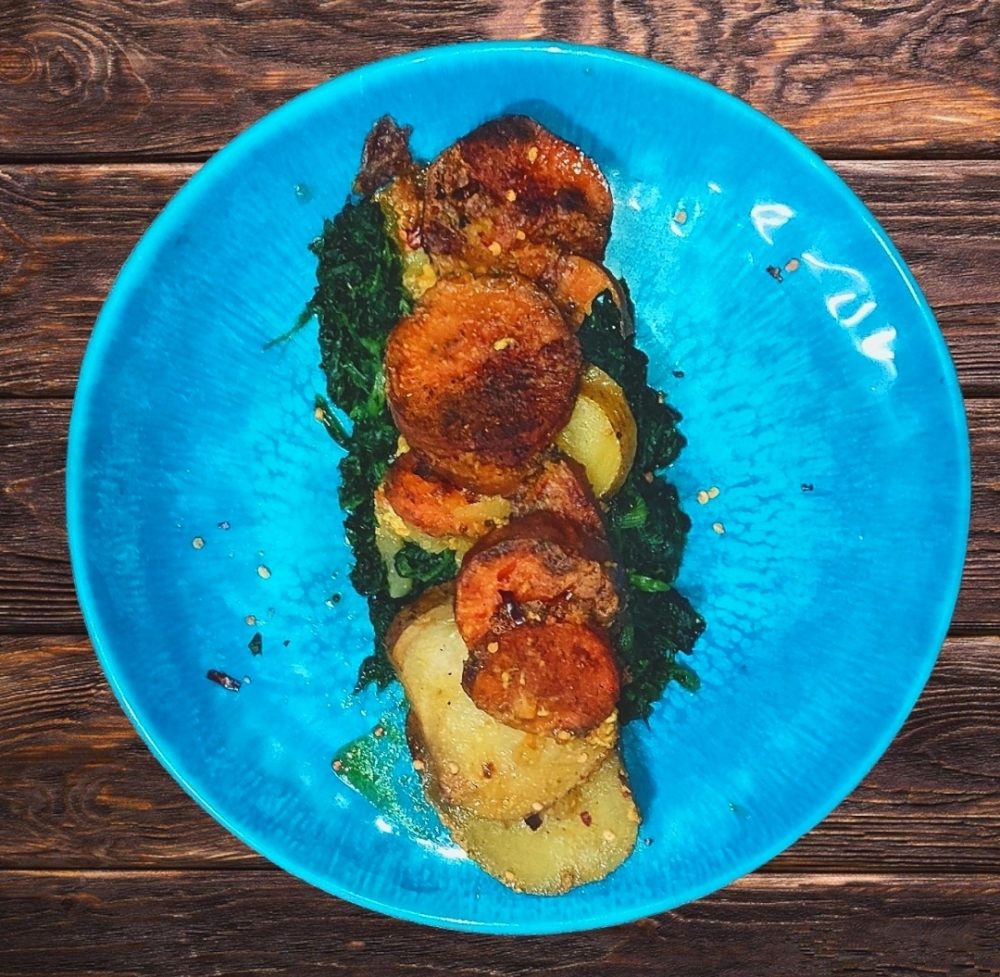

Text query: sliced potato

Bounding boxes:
[374,512,412,599]
[557,365,637,498]
[389,597,617,821]
[426,750,640,895]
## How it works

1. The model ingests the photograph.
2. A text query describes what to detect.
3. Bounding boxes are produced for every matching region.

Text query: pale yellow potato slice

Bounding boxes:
[389,597,617,821]
[557,365,637,498]
[429,750,640,895]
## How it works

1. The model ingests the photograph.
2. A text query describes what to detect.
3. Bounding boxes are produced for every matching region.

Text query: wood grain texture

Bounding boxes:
[0,401,81,634]
[0,165,188,398]
[1,633,997,872]
[0,871,996,976]
[1,161,998,398]
[0,1,998,160]
[2,401,997,635]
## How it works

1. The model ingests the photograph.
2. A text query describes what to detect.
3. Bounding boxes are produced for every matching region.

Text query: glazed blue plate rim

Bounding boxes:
[66,40,971,935]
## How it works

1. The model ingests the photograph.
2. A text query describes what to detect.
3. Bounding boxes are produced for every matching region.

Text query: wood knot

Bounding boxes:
[0,43,37,84]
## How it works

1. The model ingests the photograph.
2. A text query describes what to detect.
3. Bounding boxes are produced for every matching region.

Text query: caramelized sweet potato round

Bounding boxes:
[464,622,620,735]
[454,512,620,648]
[540,254,617,328]
[382,451,511,541]
[422,116,613,280]
[513,454,606,537]
[385,275,581,494]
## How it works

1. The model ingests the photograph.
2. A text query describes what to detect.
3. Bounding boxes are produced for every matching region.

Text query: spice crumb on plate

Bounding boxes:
[206,669,241,692]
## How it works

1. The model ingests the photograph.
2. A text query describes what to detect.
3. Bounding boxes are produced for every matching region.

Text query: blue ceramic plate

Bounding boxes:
[67,42,970,934]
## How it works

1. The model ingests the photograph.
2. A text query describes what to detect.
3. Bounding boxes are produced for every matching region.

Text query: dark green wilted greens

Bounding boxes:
[394,545,458,588]
[306,198,411,421]
[303,198,458,692]
[578,293,704,723]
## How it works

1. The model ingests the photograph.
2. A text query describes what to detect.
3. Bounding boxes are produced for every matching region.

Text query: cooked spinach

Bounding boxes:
[394,545,458,589]
[578,294,705,723]
[313,394,349,448]
[618,587,705,721]
[608,473,690,585]
[305,198,411,422]
[302,198,457,692]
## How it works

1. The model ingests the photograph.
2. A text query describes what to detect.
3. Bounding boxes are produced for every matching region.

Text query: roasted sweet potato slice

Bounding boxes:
[540,255,617,328]
[513,454,606,537]
[454,512,620,648]
[422,116,613,280]
[464,621,620,735]
[354,115,415,197]
[382,451,512,541]
[384,275,581,494]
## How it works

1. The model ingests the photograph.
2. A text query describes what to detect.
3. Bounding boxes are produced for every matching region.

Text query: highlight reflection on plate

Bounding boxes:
[67,42,969,934]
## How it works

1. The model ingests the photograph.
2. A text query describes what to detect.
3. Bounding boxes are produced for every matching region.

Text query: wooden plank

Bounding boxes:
[831,160,1000,398]
[1,632,997,872]
[1,2,998,160]
[0,401,82,634]
[0,161,998,398]
[0,871,996,976]
[2,398,997,635]
[0,634,256,868]
[0,164,191,398]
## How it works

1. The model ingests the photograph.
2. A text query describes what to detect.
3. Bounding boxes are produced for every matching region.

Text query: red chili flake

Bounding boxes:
[405,225,423,250]
[766,265,784,283]
[207,669,241,692]
[580,810,592,827]
[481,762,495,780]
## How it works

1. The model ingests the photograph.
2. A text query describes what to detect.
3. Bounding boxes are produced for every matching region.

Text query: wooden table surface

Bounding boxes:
[1,3,998,974]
